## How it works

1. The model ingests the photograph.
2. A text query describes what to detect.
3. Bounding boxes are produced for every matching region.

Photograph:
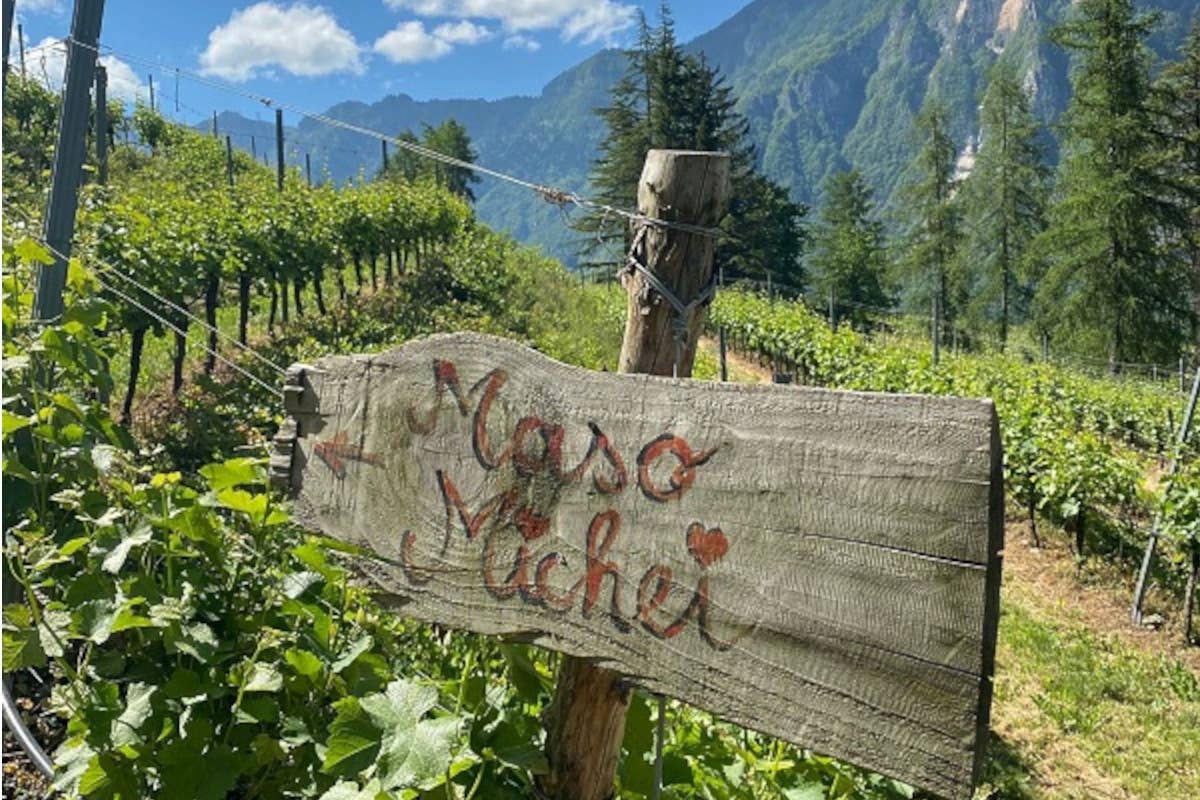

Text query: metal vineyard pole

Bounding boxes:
[1131,365,1200,625]
[95,65,107,185]
[35,0,105,322]
[2,0,13,90]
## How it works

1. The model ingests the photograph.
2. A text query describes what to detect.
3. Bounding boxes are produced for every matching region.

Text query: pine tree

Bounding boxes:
[1156,16,1200,324]
[583,4,806,287]
[1033,0,1194,366]
[422,119,479,202]
[957,64,1049,348]
[387,130,424,184]
[808,168,889,328]
[895,101,961,340]
[382,120,478,202]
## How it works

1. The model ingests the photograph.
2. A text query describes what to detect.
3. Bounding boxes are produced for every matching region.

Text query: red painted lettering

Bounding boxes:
[637,434,717,502]
[437,469,516,543]
[582,510,629,631]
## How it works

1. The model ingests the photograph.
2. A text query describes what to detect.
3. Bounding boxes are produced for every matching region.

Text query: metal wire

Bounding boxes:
[65,37,723,241]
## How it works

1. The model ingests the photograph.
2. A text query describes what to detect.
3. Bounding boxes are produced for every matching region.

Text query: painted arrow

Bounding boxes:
[313,431,382,479]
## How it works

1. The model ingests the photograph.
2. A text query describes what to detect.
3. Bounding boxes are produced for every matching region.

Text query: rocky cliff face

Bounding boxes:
[211,0,1197,264]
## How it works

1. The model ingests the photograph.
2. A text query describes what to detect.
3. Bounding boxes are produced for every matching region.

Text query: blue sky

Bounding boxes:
[13,1,751,127]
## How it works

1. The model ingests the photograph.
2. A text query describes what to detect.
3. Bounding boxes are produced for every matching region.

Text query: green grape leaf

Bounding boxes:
[322,697,382,777]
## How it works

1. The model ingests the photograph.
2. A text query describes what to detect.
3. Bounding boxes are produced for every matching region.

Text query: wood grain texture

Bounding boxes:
[619,150,730,377]
[279,332,1003,800]
[548,149,732,800]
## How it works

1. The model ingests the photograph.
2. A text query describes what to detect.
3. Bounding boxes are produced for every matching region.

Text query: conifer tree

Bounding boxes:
[584,4,806,287]
[895,101,961,341]
[1033,0,1194,366]
[1156,17,1200,321]
[957,64,1049,348]
[808,168,889,328]
[382,120,478,202]
[422,119,478,202]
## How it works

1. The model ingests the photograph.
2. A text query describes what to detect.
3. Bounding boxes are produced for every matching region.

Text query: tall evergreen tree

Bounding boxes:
[895,101,962,340]
[422,119,479,202]
[382,120,478,202]
[1156,16,1200,324]
[808,168,890,328]
[583,4,806,287]
[1033,0,1194,366]
[957,64,1049,348]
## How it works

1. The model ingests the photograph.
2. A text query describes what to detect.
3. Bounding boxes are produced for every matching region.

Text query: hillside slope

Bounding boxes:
[212,0,1198,264]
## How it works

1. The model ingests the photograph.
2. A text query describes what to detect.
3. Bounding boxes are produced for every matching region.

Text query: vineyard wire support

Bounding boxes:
[1131,365,1200,625]
[95,64,107,185]
[34,0,105,323]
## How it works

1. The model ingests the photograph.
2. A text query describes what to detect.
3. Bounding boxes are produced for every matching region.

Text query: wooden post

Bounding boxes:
[212,110,218,138]
[35,0,105,322]
[18,22,27,80]
[305,152,312,186]
[94,64,107,185]
[275,108,285,191]
[828,287,835,330]
[1185,543,1198,644]
[381,138,389,173]
[719,326,728,382]
[932,296,941,366]
[2,0,12,89]
[251,134,257,160]
[148,72,154,110]
[541,149,730,800]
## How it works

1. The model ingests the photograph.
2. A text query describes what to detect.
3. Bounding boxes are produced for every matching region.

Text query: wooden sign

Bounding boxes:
[272,332,1003,800]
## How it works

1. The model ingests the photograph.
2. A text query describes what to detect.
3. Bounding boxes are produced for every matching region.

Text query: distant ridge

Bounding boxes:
[205,0,1198,265]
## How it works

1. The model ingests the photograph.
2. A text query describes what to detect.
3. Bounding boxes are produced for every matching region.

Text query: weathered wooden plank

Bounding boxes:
[278,332,1003,800]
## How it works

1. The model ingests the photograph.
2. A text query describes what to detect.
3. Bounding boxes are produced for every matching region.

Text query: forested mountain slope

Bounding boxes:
[212,0,1198,264]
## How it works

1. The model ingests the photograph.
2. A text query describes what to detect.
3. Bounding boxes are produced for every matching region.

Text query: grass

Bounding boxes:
[980,544,1200,800]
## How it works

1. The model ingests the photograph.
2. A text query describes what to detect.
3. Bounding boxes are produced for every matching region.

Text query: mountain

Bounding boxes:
[209,0,1199,266]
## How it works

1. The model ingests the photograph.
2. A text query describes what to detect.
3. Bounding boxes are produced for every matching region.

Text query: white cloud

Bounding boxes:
[383,0,636,44]
[16,0,63,15]
[432,20,492,45]
[18,37,146,103]
[199,2,363,82]
[373,19,492,63]
[502,34,540,52]
[373,21,452,63]
[102,58,147,104]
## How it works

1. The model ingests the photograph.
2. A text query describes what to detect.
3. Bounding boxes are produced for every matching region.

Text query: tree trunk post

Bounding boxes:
[540,149,730,800]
